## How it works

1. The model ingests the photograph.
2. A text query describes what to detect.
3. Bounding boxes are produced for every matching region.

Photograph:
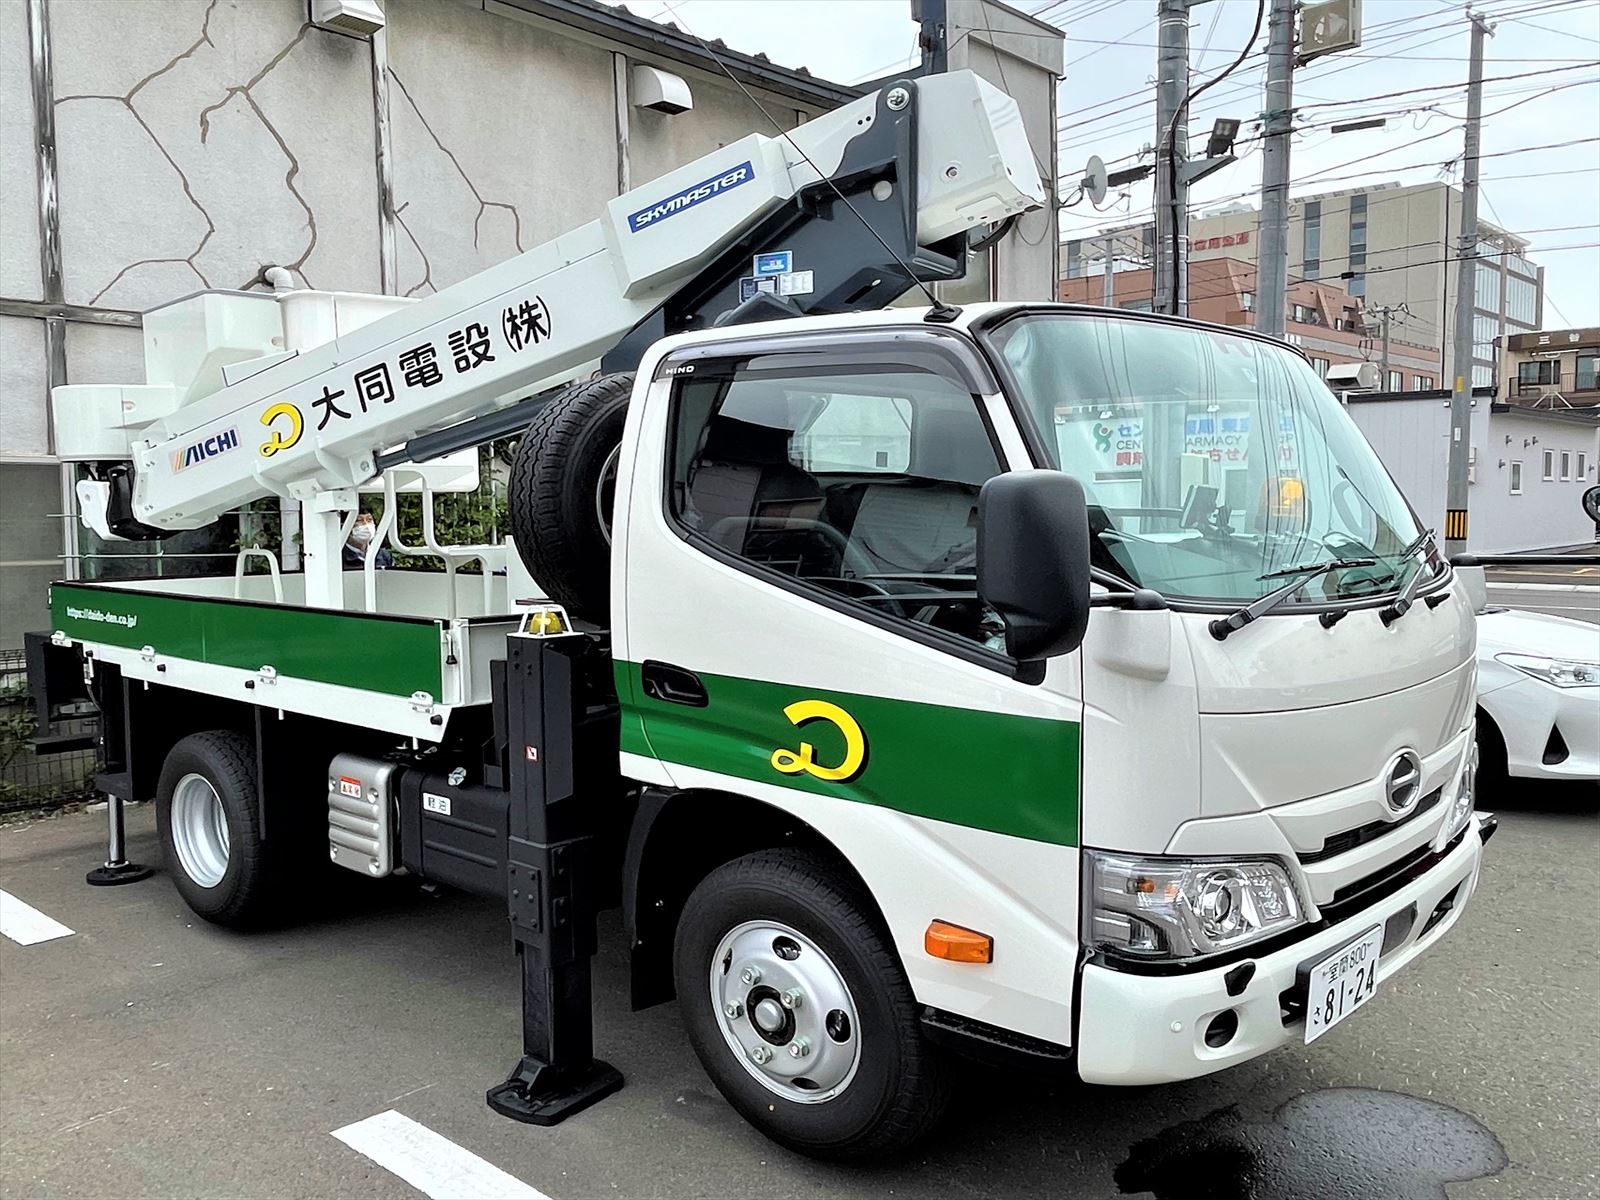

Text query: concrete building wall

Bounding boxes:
[1349,395,1599,553]
[0,0,857,646]
[947,0,1062,303]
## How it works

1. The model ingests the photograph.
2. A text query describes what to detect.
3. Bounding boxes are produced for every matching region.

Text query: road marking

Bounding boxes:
[332,1110,549,1200]
[0,890,75,945]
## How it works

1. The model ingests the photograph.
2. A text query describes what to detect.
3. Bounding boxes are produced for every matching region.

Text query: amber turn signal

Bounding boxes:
[924,920,993,964]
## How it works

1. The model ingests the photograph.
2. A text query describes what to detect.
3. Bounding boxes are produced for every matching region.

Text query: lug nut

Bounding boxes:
[787,1037,811,1058]
[724,1001,744,1019]
[750,1045,773,1065]
[739,965,762,986]
[779,988,803,1010]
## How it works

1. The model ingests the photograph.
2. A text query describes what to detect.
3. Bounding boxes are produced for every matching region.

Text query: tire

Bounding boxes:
[673,849,952,1161]
[509,373,634,622]
[1474,709,1509,802]
[155,730,275,928]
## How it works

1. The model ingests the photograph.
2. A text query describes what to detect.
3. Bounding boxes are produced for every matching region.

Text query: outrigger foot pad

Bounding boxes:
[486,1055,623,1126]
[86,861,155,886]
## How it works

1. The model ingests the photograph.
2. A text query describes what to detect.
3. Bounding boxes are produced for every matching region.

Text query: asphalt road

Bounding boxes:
[1486,553,1600,625]
[3,788,1597,1200]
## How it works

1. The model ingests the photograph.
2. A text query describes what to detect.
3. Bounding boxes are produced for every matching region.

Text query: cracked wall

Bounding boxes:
[382,0,617,295]
[49,0,381,313]
[1,0,849,461]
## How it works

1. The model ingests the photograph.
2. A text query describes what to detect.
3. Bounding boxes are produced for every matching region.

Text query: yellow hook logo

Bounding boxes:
[770,699,867,783]
[259,402,304,457]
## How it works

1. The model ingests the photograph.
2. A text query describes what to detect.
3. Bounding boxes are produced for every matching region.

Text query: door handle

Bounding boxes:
[641,661,708,707]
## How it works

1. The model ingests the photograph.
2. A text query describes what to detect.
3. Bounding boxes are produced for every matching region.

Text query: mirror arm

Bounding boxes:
[1089,587,1168,610]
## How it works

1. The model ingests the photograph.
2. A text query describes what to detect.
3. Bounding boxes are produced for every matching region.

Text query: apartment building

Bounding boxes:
[1497,326,1600,409]
[1056,257,1441,386]
[1064,180,1544,386]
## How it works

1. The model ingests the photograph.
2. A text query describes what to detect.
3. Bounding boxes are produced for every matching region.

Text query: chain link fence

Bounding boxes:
[0,650,97,817]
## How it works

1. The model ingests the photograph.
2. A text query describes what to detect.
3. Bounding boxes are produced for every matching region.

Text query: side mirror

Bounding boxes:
[977,470,1092,661]
[1583,484,1600,524]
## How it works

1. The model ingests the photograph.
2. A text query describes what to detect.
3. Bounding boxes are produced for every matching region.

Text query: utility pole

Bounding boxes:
[1256,0,1296,339]
[1102,233,1116,307]
[1154,0,1190,315]
[1378,305,1391,386]
[1446,12,1492,555]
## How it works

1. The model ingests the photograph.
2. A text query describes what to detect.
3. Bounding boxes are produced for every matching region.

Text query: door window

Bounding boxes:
[667,360,1003,648]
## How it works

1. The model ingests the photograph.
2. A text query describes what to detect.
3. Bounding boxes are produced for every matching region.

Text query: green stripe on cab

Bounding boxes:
[619,661,1080,846]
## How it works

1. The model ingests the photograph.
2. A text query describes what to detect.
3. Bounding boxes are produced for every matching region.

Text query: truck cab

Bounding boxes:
[608,301,1484,1100]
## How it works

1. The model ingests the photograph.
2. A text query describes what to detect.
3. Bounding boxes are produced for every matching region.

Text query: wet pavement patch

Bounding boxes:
[1114,1087,1508,1200]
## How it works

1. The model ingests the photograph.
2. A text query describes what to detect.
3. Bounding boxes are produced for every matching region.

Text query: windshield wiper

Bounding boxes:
[1209,557,1377,641]
[1379,528,1438,626]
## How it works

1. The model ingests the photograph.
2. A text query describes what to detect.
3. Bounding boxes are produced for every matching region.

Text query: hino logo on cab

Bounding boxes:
[627,161,755,233]
[171,427,240,472]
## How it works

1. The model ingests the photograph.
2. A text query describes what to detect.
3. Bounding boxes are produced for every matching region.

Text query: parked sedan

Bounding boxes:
[1476,607,1600,789]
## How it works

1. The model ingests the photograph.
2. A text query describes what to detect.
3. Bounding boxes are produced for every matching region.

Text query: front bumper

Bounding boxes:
[1482,676,1600,781]
[1075,816,1487,1085]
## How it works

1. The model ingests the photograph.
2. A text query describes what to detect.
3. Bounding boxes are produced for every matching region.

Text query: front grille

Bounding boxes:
[1298,788,1442,864]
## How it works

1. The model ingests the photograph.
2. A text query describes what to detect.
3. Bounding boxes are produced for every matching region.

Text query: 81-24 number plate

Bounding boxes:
[1303,925,1383,1044]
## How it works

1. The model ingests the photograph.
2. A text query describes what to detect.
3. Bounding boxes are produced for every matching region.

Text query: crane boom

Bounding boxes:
[56,72,1043,542]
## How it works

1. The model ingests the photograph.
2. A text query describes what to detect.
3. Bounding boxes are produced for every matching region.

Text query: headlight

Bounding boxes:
[1495,653,1599,688]
[1084,852,1305,961]
[1440,742,1477,846]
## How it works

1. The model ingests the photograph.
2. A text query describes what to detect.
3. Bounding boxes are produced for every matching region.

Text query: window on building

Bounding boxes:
[668,356,1003,650]
[1310,356,1330,378]
[1579,451,1590,480]
[1303,201,1321,278]
[1291,303,1315,324]
[1577,350,1598,392]
[1542,449,1555,480]
[1414,375,1436,390]
[1474,260,1502,313]
[1386,369,1403,392]
[1505,274,1538,326]
[1472,363,1495,388]
[1240,290,1255,311]
[1349,275,1366,299]
[1518,359,1559,397]
[1509,460,1523,494]
[1472,313,1500,364]
[1119,298,1153,312]
[1559,450,1572,481]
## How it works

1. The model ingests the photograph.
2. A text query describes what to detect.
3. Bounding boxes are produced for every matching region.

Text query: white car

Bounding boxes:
[1475,607,1600,787]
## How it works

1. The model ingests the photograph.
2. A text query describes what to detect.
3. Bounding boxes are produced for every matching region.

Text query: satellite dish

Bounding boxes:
[1081,155,1108,206]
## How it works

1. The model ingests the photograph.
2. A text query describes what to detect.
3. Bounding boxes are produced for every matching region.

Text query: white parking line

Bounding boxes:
[0,890,75,946]
[332,1109,550,1200]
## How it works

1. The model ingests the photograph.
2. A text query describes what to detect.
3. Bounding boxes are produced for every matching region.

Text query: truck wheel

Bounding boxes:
[509,373,634,623]
[155,730,274,928]
[673,849,952,1161]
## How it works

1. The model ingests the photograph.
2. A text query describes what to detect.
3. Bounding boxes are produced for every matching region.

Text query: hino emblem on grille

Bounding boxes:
[1384,750,1424,814]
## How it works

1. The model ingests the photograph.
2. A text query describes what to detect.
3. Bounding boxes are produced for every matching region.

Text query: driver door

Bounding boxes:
[612,330,1088,1045]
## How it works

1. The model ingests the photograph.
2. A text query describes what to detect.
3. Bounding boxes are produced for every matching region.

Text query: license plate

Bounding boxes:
[1303,925,1383,1044]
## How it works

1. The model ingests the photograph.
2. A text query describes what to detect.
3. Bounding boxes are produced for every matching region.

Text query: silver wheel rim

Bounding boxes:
[596,443,621,547]
[170,773,229,888]
[709,920,861,1104]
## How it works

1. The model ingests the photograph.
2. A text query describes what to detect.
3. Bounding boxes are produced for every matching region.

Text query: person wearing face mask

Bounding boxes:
[343,509,393,569]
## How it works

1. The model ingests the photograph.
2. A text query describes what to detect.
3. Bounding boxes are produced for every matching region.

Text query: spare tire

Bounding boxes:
[509,372,634,622]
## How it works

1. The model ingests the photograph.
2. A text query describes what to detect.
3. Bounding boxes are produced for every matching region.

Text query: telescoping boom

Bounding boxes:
[59,71,1044,545]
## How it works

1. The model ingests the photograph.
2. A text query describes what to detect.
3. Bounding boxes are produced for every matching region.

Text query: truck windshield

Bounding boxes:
[985,312,1434,605]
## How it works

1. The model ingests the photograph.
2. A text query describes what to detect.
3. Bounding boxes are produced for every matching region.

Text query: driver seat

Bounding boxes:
[687,416,823,561]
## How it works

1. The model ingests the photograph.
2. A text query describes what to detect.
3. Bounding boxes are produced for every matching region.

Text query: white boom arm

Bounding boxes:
[57,71,1042,545]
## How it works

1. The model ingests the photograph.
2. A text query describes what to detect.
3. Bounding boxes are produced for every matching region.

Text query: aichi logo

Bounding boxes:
[627,160,755,233]
[171,427,240,472]
[770,700,868,783]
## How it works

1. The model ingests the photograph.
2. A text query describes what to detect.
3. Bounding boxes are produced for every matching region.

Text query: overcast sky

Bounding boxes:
[608,0,1599,329]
